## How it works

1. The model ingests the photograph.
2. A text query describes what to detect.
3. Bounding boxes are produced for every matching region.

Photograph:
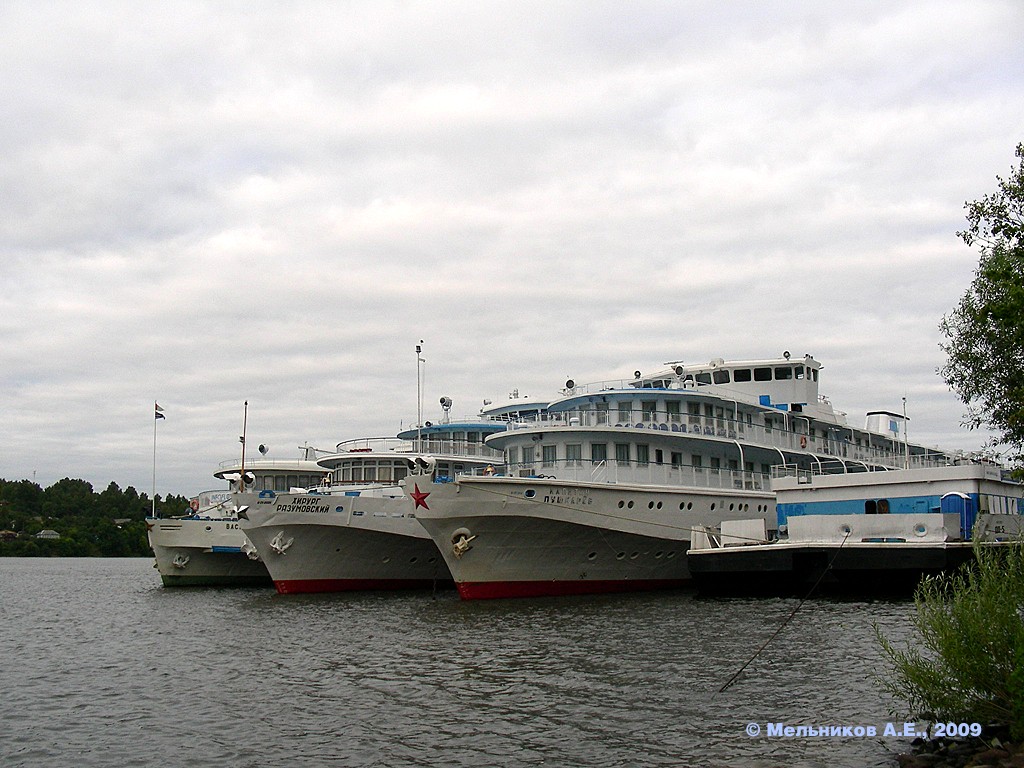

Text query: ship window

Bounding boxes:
[695,372,712,385]
[591,443,607,462]
[467,432,480,443]
[692,455,702,468]
[637,445,649,466]
[713,370,730,384]
[275,475,287,491]
[671,452,682,468]
[878,499,890,514]
[642,401,657,421]
[567,444,582,467]
[618,402,632,423]
[666,401,680,422]
[775,367,793,380]
[795,366,805,380]
[507,446,519,466]
[394,464,408,482]
[542,445,556,467]
[754,367,771,381]
[522,446,535,465]
[615,443,630,463]
[733,368,752,382]
[865,499,877,514]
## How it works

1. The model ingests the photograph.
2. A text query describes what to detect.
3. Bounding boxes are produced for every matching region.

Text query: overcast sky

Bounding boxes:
[1,1,1021,498]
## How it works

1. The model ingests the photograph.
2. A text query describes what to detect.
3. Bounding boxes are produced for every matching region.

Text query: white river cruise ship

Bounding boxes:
[408,353,964,599]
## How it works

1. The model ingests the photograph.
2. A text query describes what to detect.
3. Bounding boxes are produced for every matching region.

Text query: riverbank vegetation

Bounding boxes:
[878,543,1024,740]
[0,477,190,557]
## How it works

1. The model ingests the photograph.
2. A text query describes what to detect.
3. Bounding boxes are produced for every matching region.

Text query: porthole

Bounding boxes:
[616,552,626,560]
[587,552,597,560]
[630,551,639,559]
[618,500,625,508]
[654,551,663,559]
[678,502,686,510]
[710,503,716,511]
[410,557,418,563]
[656,501,663,509]
[627,500,634,509]
[667,551,676,559]
[382,556,391,563]
[648,501,655,510]
[687,502,693,510]
[729,503,734,511]
[428,557,437,563]
[205,526,212,531]
[525,489,537,499]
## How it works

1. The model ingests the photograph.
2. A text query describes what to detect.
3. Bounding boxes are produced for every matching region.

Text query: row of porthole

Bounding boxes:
[585,550,678,560]
[615,500,771,513]
[334,548,439,565]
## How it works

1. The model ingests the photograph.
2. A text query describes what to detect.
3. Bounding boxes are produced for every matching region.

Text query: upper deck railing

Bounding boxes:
[491,458,771,493]
[499,407,954,472]
[331,436,503,461]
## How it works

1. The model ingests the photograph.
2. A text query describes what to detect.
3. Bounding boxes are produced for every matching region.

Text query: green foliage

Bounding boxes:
[878,544,1024,737]
[0,476,191,557]
[940,143,1024,464]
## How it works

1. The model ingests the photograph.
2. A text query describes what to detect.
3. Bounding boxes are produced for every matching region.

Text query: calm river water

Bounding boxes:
[1,558,920,767]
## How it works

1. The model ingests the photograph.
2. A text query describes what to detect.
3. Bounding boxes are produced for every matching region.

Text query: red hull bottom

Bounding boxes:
[275,578,453,594]
[456,578,691,600]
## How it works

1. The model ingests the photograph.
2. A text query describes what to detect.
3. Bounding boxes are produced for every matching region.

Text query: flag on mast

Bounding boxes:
[155,403,166,420]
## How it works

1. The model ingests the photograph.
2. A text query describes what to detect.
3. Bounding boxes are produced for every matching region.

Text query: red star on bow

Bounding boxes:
[410,484,430,510]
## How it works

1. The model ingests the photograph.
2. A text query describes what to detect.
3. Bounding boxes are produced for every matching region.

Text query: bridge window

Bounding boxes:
[754,367,772,381]
[775,367,793,380]
[733,368,752,382]
[713,370,730,384]
[696,372,712,385]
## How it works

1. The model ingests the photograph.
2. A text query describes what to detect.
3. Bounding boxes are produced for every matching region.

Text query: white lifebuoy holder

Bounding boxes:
[189,498,200,512]
[799,435,807,449]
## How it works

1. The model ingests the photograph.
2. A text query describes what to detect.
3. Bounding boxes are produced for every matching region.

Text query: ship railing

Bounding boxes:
[331,436,502,460]
[503,458,769,492]
[501,409,955,471]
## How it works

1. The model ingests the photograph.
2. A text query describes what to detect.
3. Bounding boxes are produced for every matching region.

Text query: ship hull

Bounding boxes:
[237,492,452,594]
[147,518,271,587]
[411,475,774,599]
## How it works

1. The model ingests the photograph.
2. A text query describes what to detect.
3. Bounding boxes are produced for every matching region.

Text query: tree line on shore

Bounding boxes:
[0,477,191,557]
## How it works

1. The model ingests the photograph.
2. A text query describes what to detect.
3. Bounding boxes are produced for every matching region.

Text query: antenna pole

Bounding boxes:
[902,397,910,469]
[416,341,424,450]
[152,402,158,518]
[240,400,248,492]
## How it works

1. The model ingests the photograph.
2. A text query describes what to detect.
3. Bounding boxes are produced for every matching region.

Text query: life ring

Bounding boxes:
[189,498,200,512]
[799,435,807,449]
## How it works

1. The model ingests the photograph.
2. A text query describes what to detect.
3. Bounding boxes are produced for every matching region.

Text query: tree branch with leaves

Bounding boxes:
[939,143,1024,465]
